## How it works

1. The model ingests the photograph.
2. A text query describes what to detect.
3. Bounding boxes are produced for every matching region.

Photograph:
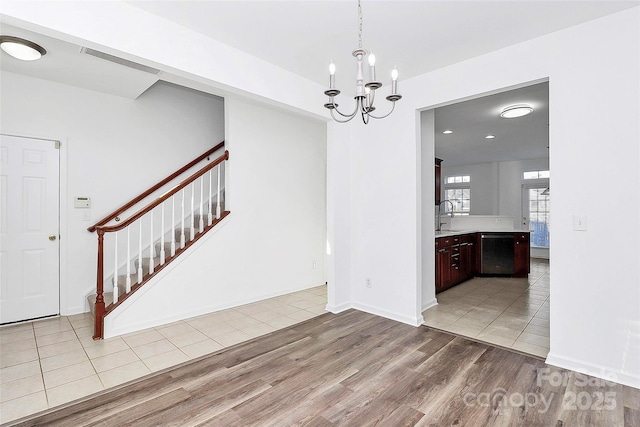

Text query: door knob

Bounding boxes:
[49,235,57,241]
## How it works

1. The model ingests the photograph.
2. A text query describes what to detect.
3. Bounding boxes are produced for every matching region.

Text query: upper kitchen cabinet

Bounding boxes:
[435,158,442,205]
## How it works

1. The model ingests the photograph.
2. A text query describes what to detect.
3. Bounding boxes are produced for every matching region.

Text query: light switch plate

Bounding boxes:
[573,215,587,231]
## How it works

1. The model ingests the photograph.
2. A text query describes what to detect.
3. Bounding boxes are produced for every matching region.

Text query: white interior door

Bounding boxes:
[0,134,60,324]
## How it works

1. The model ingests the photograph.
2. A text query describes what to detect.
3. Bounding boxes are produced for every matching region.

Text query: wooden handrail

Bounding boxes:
[96,150,228,234]
[88,141,225,232]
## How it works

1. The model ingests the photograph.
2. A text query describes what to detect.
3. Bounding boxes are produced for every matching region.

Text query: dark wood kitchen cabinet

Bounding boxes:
[450,236,461,285]
[435,158,442,206]
[514,232,530,278]
[436,233,478,293]
[435,237,452,293]
[459,234,477,281]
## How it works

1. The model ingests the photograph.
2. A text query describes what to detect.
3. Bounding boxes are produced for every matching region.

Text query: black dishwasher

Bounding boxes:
[480,233,514,275]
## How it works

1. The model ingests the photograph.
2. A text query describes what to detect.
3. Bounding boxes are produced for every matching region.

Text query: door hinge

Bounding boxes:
[55,141,61,149]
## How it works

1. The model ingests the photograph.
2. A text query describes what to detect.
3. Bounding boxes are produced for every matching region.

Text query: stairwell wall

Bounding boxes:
[0,73,225,315]
[105,96,328,336]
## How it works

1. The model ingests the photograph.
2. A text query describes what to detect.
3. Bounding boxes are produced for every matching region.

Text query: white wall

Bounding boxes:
[440,157,549,221]
[0,72,225,315]
[440,162,498,215]
[105,96,327,336]
[331,8,640,387]
[497,158,549,223]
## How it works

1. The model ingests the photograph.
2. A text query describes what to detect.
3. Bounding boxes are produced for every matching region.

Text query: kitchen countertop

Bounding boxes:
[435,229,531,238]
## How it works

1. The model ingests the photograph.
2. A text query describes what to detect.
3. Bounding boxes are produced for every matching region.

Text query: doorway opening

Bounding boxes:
[421,81,551,358]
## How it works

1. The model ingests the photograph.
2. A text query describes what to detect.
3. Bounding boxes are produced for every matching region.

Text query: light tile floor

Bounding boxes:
[0,285,327,423]
[423,259,550,358]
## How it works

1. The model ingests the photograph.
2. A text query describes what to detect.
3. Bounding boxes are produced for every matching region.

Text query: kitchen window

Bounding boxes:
[523,170,549,180]
[446,175,470,184]
[444,175,471,215]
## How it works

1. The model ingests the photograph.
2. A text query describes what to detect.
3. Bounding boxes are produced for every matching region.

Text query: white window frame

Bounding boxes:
[444,175,471,215]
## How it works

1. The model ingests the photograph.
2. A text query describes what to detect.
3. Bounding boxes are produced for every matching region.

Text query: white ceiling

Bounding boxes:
[0,24,160,99]
[128,0,637,86]
[434,82,549,167]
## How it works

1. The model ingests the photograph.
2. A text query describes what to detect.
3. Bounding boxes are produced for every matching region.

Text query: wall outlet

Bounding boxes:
[366,278,371,288]
[312,260,318,269]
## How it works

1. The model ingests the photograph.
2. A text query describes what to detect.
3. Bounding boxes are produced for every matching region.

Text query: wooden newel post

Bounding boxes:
[93,230,106,340]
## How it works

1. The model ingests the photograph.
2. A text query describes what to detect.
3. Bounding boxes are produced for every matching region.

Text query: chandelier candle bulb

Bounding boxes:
[329,61,336,89]
[391,67,398,95]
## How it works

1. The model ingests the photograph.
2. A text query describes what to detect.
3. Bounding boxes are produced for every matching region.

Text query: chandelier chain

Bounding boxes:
[358,0,363,49]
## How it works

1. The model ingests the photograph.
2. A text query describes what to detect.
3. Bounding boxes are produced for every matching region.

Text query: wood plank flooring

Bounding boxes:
[6,310,639,427]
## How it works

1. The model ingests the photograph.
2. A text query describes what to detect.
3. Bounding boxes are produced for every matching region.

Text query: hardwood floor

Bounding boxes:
[7,310,639,427]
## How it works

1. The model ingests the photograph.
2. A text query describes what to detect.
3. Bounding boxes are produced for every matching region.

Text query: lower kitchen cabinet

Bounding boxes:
[514,232,531,278]
[435,237,452,293]
[436,233,477,293]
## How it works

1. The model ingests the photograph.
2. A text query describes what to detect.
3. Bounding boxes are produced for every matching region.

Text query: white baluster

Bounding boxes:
[180,189,186,249]
[113,231,119,303]
[125,227,131,293]
[199,177,204,232]
[208,169,213,226]
[190,183,195,241]
[171,196,176,257]
[137,220,143,283]
[216,164,221,219]
[149,210,154,275]
[160,202,166,265]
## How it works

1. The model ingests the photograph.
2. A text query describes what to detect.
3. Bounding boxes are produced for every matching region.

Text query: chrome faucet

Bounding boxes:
[437,200,455,232]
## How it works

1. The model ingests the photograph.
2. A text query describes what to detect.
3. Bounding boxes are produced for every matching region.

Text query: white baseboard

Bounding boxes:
[325,302,351,313]
[545,352,640,390]
[352,301,424,327]
[422,297,438,313]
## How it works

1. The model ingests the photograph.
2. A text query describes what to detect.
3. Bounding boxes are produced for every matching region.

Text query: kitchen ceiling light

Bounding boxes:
[500,104,534,119]
[485,135,496,139]
[443,130,453,134]
[323,0,401,124]
[0,36,46,61]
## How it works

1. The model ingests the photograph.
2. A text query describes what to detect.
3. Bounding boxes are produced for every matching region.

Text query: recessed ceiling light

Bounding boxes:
[485,135,496,139]
[0,36,46,61]
[442,130,453,134]
[500,104,533,119]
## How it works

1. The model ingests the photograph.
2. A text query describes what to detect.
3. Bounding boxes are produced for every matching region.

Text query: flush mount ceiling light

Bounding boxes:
[443,130,453,134]
[485,134,496,139]
[323,0,401,124]
[0,36,46,61]
[500,104,534,119]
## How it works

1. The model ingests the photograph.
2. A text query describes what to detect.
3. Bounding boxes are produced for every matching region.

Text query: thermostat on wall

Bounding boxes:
[74,197,91,208]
